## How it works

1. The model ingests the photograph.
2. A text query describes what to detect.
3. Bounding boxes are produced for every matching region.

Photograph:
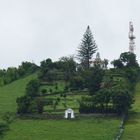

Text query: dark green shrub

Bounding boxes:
[2,112,15,124]
[16,95,32,114]
[26,79,40,97]
[70,75,85,90]
[41,89,47,94]
[0,122,9,135]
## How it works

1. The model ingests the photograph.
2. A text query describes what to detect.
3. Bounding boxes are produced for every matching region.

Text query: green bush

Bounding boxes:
[41,89,47,94]
[16,95,32,114]
[26,79,40,97]
[0,122,9,135]
[70,75,85,90]
[2,112,15,124]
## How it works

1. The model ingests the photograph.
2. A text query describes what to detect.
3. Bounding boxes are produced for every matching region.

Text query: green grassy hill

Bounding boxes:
[122,81,140,140]
[3,117,120,140]
[0,73,37,116]
[0,74,120,140]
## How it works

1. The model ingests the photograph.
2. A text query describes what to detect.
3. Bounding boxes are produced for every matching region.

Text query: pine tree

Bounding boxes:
[77,26,97,69]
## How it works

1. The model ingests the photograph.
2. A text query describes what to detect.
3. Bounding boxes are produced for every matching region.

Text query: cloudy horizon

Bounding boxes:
[0,0,139,69]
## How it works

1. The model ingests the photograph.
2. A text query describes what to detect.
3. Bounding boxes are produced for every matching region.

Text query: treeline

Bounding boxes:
[0,62,39,86]
[38,57,76,82]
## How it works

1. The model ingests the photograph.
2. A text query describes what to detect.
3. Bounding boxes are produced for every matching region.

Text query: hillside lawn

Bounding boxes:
[0,74,37,116]
[3,117,120,140]
[0,74,121,140]
[122,81,140,140]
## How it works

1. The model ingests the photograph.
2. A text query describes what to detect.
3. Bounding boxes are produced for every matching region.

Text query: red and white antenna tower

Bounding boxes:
[129,21,136,53]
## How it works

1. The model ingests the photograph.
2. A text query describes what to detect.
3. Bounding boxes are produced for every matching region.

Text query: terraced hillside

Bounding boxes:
[0,74,120,140]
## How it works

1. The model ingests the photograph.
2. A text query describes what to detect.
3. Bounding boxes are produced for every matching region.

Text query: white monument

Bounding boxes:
[64,108,75,119]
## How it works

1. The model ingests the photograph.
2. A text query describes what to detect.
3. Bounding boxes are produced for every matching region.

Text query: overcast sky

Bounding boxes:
[0,0,139,68]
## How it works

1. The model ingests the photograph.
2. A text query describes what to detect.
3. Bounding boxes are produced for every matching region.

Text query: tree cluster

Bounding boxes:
[17,79,44,114]
[0,62,38,86]
[38,57,76,82]
[79,51,140,115]
[79,87,134,115]
[111,52,139,69]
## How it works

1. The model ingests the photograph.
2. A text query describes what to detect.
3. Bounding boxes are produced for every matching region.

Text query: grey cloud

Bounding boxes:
[0,0,139,68]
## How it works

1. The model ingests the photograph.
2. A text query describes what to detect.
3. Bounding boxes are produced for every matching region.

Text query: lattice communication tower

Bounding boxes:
[129,22,136,53]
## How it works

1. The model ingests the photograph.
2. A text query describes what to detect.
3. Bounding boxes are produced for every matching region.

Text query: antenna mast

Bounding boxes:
[129,21,136,53]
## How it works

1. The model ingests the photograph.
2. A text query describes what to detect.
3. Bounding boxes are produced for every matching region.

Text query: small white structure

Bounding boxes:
[64,108,75,119]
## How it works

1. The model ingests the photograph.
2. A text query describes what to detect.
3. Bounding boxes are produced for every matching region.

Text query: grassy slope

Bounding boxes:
[122,81,140,140]
[0,74,120,140]
[4,117,120,140]
[0,74,37,115]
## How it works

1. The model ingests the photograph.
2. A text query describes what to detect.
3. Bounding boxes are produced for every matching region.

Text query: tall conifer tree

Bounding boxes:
[77,26,97,69]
